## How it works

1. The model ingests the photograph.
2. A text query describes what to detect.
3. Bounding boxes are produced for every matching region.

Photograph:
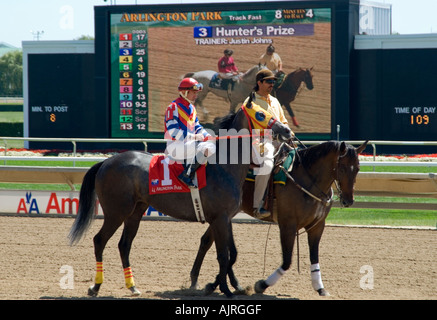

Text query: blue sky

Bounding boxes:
[1,0,436,48]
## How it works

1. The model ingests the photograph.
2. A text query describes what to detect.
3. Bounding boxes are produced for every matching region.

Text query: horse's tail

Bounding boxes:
[68,161,104,246]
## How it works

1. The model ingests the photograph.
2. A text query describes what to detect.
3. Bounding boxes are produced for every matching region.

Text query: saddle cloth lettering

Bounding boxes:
[149,155,206,195]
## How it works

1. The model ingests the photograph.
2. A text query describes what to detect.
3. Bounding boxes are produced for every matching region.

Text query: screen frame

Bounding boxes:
[94,0,359,141]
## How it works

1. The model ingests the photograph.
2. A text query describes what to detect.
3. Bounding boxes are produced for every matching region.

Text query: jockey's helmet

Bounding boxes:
[178,78,203,92]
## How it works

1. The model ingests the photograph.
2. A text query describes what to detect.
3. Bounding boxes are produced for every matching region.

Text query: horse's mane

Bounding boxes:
[243,65,262,78]
[215,112,238,131]
[286,67,308,78]
[296,141,343,168]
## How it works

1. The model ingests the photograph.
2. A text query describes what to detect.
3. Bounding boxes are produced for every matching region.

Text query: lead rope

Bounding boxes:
[262,223,272,277]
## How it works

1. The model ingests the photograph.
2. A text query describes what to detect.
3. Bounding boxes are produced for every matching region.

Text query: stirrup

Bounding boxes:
[178,172,196,188]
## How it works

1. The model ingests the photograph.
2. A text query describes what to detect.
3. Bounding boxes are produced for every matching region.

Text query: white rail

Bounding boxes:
[0,137,436,167]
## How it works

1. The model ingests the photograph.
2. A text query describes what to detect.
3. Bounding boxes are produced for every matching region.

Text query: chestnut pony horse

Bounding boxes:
[190,140,368,296]
[275,67,314,128]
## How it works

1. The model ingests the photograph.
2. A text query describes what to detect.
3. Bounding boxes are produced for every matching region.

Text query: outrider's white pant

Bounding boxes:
[252,140,275,209]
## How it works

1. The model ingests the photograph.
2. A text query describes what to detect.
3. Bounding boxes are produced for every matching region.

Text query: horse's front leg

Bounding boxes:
[283,102,300,128]
[190,226,214,289]
[226,222,248,295]
[307,220,330,296]
[205,215,234,298]
[255,222,296,294]
[195,225,247,295]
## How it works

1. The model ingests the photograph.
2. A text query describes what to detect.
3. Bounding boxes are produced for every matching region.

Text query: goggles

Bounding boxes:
[179,83,203,92]
[190,83,203,91]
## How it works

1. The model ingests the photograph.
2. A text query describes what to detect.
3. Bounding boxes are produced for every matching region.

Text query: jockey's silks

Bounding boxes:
[164,97,209,141]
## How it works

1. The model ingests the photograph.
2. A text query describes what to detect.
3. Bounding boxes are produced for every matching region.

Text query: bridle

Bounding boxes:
[277,139,344,208]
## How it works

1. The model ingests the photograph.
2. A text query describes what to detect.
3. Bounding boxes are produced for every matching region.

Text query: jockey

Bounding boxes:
[164,77,216,187]
[259,44,283,74]
[259,44,285,91]
[218,49,240,81]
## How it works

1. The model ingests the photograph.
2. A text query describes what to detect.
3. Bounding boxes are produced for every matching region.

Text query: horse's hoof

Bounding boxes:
[204,283,216,296]
[317,288,330,296]
[234,285,252,296]
[129,286,141,296]
[190,283,200,290]
[88,285,99,297]
[254,280,268,294]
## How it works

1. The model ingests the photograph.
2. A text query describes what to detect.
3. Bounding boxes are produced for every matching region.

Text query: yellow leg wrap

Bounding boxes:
[124,266,135,289]
[95,262,104,284]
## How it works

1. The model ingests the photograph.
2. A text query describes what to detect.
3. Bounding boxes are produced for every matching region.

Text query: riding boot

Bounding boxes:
[178,161,202,188]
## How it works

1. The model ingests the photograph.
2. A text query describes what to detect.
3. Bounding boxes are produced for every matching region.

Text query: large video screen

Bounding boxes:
[108,5,331,138]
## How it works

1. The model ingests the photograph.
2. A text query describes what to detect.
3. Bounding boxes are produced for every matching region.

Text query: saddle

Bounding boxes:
[246,142,296,213]
[148,155,207,195]
[209,73,236,91]
[271,71,286,97]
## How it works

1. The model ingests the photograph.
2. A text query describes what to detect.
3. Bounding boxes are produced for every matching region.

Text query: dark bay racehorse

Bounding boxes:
[68,97,292,298]
[275,67,314,128]
[185,64,266,117]
[189,140,368,296]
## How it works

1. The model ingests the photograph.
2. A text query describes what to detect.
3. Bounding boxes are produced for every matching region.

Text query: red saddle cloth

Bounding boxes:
[149,155,207,195]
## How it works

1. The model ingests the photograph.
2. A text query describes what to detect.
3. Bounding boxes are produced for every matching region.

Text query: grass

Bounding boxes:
[327,208,437,228]
[0,182,81,191]
[361,165,435,173]
[0,111,23,123]
[0,160,98,167]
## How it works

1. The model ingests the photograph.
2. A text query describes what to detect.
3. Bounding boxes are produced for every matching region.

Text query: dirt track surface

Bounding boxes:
[0,216,435,300]
[147,23,331,133]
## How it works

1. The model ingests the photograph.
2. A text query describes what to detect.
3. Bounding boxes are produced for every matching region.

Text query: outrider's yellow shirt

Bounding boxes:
[244,93,289,126]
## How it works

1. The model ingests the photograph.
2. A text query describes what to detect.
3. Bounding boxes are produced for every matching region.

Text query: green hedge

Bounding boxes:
[0,104,23,112]
[0,122,23,136]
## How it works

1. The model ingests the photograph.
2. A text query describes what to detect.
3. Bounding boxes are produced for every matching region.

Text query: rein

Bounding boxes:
[279,166,334,207]
[279,141,338,208]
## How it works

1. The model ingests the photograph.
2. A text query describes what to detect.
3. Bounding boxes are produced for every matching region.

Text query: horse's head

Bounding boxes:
[336,140,368,207]
[303,67,314,90]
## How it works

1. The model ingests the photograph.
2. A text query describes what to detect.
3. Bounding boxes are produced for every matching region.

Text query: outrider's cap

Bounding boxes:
[256,69,277,82]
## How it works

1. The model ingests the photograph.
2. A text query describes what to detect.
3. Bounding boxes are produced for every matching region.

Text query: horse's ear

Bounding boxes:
[246,91,255,108]
[339,141,347,157]
[356,140,369,154]
[310,66,314,71]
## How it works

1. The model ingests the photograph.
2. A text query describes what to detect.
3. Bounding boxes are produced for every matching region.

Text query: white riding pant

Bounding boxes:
[252,140,275,209]
[219,72,240,81]
[165,140,216,164]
